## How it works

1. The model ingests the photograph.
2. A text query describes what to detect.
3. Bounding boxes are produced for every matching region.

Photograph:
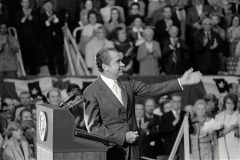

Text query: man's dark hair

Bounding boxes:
[130,2,140,10]
[67,83,82,94]
[162,5,172,12]
[223,93,238,110]
[43,0,53,5]
[96,47,118,72]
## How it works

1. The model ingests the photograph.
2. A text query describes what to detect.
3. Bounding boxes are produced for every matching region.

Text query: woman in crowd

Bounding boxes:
[105,8,125,36]
[85,25,113,76]
[190,101,214,160]
[215,93,240,159]
[2,122,35,160]
[112,26,134,75]
[204,93,218,118]
[79,10,102,54]
[137,27,161,76]
[227,14,240,57]
[79,0,94,26]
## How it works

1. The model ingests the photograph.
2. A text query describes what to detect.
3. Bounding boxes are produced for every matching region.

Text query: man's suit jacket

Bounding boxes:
[186,5,212,27]
[39,11,63,47]
[194,30,222,74]
[162,38,189,74]
[161,110,186,155]
[84,74,182,160]
[3,137,31,160]
[155,17,181,48]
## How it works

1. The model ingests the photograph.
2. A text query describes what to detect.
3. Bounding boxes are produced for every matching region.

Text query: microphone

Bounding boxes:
[59,93,76,108]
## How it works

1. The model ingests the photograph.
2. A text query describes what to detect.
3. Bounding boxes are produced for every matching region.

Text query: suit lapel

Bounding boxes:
[13,139,25,160]
[117,80,128,109]
[96,78,126,111]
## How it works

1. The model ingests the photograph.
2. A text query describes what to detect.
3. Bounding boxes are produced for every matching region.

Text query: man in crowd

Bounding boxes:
[84,47,202,160]
[161,93,187,158]
[40,0,65,75]
[47,88,61,107]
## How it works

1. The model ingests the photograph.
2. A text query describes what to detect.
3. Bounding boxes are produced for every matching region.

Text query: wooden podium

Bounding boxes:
[36,104,108,160]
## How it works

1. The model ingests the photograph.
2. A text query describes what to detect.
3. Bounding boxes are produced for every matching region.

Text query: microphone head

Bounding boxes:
[59,93,76,108]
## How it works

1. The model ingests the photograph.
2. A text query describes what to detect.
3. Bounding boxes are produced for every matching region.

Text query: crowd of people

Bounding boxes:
[0,81,239,160]
[1,0,240,78]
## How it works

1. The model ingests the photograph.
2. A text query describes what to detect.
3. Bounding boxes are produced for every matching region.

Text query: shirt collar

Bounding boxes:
[101,74,116,89]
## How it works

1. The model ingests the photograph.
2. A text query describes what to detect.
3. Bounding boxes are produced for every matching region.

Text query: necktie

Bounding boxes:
[113,80,124,106]
[138,119,142,129]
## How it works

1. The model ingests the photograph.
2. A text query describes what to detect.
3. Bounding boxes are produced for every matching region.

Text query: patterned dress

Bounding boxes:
[190,117,214,160]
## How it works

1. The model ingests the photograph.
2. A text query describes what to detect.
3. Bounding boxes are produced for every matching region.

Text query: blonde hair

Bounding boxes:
[5,122,22,138]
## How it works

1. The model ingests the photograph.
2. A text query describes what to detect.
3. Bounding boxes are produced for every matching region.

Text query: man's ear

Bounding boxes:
[102,64,109,71]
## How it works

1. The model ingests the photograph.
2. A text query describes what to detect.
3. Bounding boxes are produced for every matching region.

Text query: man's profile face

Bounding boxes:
[48,90,61,106]
[104,51,125,78]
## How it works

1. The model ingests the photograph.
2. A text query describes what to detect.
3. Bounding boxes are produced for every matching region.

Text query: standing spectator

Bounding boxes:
[14,91,31,122]
[0,22,19,81]
[150,0,167,26]
[227,14,240,57]
[190,102,214,160]
[15,0,38,75]
[79,0,94,26]
[141,98,164,158]
[79,10,102,55]
[39,0,65,75]
[112,27,134,75]
[162,25,189,74]
[137,27,161,76]
[46,88,61,107]
[204,93,218,118]
[0,0,8,24]
[228,82,239,95]
[155,5,180,49]
[195,18,222,74]
[127,15,145,48]
[126,2,144,26]
[211,13,227,71]
[221,0,233,30]
[3,98,15,120]
[105,8,125,36]
[2,122,35,160]
[85,26,114,76]
[100,0,125,24]
[215,93,240,159]
[186,0,212,39]
[161,93,186,156]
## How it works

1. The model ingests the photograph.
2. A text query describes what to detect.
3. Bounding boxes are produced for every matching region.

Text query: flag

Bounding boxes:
[62,77,96,92]
[2,77,59,100]
[201,76,239,96]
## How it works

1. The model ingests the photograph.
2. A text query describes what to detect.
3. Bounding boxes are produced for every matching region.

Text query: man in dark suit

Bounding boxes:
[84,47,202,160]
[194,17,222,74]
[162,25,190,75]
[155,5,180,49]
[161,93,185,157]
[39,0,65,75]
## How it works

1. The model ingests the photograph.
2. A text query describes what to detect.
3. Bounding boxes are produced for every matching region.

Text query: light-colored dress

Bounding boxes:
[85,37,114,76]
[215,111,240,160]
[137,40,161,76]
[79,23,102,54]
[190,117,214,160]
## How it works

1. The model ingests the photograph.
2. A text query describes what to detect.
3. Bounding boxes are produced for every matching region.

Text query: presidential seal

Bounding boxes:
[39,111,48,141]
